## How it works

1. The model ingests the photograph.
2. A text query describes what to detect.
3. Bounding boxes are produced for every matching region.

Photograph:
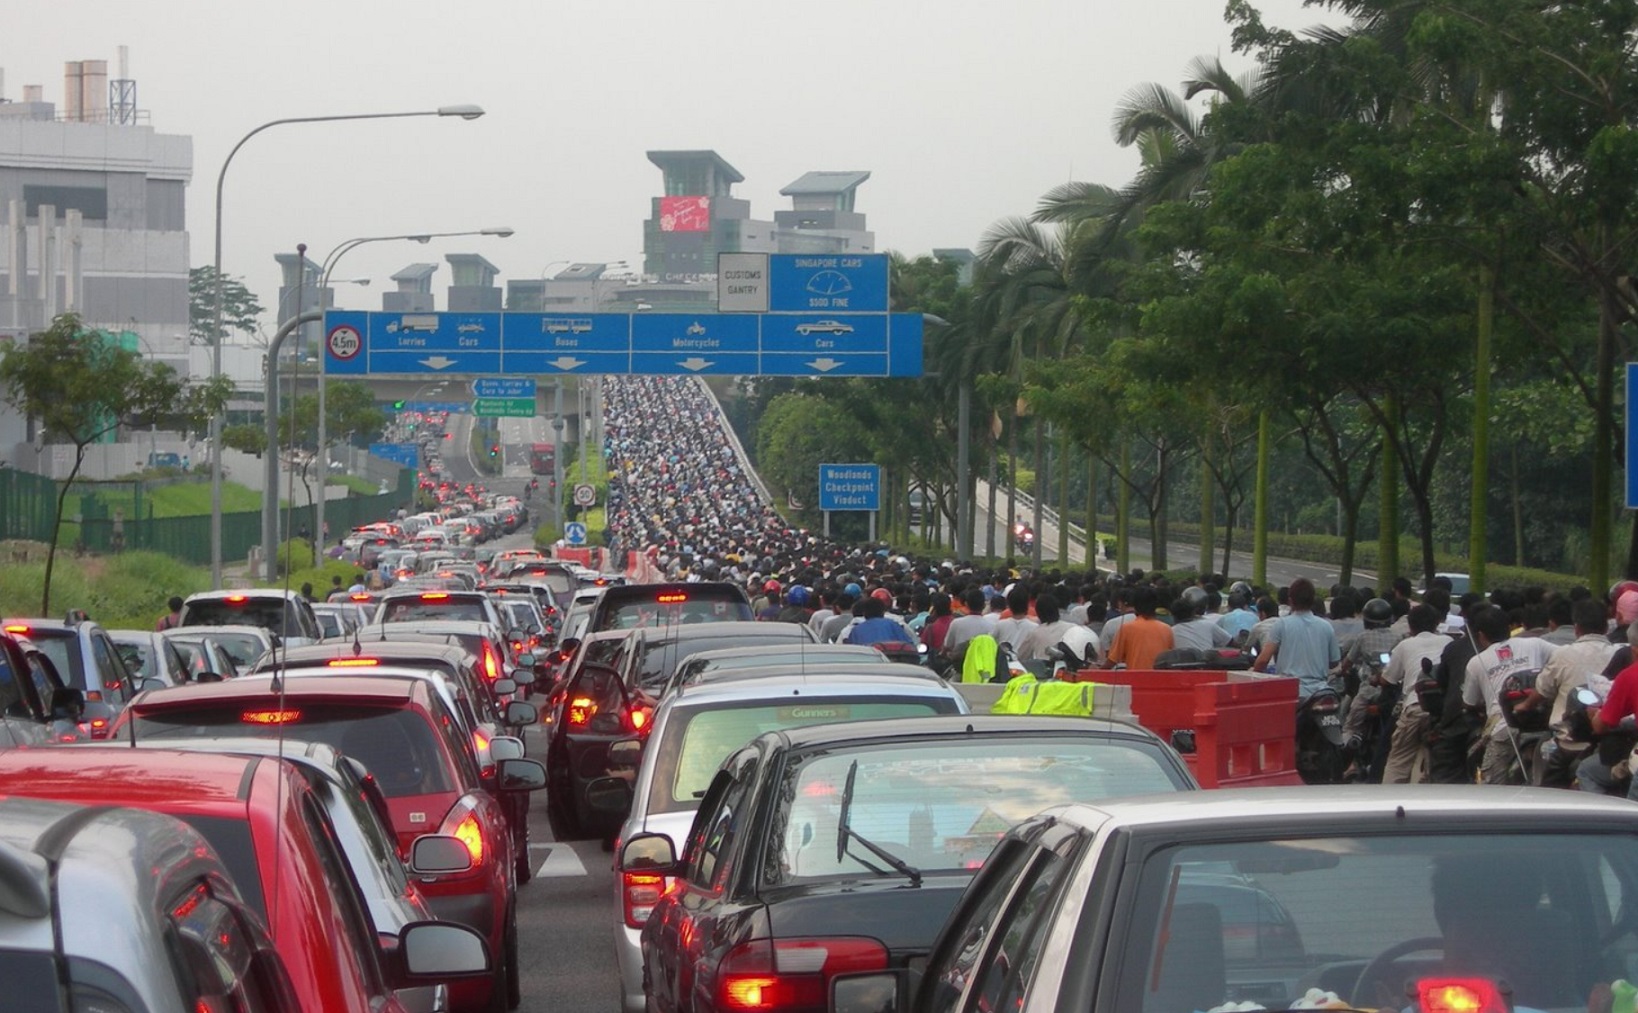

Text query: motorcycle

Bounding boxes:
[1297,688,1348,784]
[1562,683,1637,795]
[1343,651,1398,784]
[1497,669,1553,785]
[1013,523,1035,554]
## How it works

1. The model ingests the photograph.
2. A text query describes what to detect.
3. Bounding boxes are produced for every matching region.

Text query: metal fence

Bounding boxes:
[0,467,416,566]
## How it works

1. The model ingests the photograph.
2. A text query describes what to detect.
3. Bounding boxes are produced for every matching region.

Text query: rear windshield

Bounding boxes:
[202,632,266,670]
[183,599,301,638]
[132,704,454,798]
[651,697,962,813]
[772,737,1187,883]
[509,566,575,596]
[635,634,808,692]
[379,598,488,624]
[176,813,267,917]
[24,631,84,690]
[594,587,752,632]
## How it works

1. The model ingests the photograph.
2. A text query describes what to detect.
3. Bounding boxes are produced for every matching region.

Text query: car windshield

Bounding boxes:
[131,704,454,798]
[771,737,1184,883]
[652,697,961,813]
[1115,830,1638,1013]
[596,588,752,631]
[113,641,156,679]
[379,598,488,623]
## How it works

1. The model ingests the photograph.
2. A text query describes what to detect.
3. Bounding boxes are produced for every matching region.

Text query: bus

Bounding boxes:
[530,443,555,476]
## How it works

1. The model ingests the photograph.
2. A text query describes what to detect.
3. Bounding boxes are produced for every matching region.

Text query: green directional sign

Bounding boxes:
[472,397,535,418]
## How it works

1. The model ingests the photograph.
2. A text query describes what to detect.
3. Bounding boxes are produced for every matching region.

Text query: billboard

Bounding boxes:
[660,195,712,232]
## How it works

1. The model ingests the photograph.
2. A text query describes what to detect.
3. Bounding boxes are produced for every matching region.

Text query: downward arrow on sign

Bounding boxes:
[807,358,845,373]
[547,357,587,371]
[420,356,457,370]
[678,357,714,372]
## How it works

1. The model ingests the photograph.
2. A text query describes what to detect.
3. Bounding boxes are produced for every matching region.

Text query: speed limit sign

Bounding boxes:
[572,483,596,508]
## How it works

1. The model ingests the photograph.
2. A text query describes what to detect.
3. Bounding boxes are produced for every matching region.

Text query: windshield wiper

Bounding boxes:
[834,760,922,888]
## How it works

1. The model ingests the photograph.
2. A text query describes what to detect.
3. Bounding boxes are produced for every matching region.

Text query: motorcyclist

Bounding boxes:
[1515,598,1617,786]
[1170,589,1231,653]
[1338,598,1404,778]
[1379,604,1452,783]
[1252,577,1338,702]
[1217,583,1258,646]
[1461,603,1558,785]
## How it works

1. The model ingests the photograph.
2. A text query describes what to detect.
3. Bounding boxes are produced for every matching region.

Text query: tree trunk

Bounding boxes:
[1338,496,1360,587]
[986,446,998,560]
[1591,278,1618,593]
[1032,420,1045,569]
[1511,443,1525,567]
[1469,262,1493,595]
[1086,457,1098,570]
[1199,432,1214,577]
[1116,443,1131,574]
[1379,397,1399,586]
[1057,430,1070,565]
[1221,501,1237,580]
[1005,416,1018,562]
[1253,412,1270,588]
[1152,441,1170,572]
[41,451,86,615]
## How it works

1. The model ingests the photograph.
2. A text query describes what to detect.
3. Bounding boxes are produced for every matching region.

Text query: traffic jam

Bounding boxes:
[5,376,1638,1013]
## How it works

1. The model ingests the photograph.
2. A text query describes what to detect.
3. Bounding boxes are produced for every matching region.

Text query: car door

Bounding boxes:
[559,662,634,798]
[647,747,761,1013]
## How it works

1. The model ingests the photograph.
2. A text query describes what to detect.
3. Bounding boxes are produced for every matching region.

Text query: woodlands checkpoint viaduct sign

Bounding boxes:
[323,253,923,380]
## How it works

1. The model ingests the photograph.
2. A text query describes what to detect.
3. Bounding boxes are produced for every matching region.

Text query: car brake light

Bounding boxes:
[85,690,103,703]
[326,658,381,667]
[483,643,501,681]
[3,625,28,634]
[716,937,888,1013]
[89,718,107,730]
[657,592,688,604]
[226,594,247,604]
[1418,978,1509,1013]
[474,730,490,752]
[349,593,372,602]
[567,696,595,726]
[623,872,666,928]
[629,705,651,732]
[241,709,302,725]
[421,592,449,601]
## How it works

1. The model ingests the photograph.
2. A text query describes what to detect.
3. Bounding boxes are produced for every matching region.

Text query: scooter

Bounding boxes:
[1498,669,1553,785]
[1297,688,1348,784]
[1013,523,1035,554]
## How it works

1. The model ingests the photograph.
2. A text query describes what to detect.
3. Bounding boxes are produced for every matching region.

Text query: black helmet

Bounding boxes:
[1362,597,1393,628]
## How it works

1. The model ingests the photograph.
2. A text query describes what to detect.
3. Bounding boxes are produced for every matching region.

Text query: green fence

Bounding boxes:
[0,467,417,566]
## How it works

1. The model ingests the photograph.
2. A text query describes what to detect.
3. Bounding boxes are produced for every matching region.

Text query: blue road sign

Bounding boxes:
[368,442,420,469]
[323,309,923,377]
[401,401,469,413]
[818,463,881,512]
[472,377,536,399]
[564,521,588,546]
[770,254,890,313]
[1628,364,1638,509]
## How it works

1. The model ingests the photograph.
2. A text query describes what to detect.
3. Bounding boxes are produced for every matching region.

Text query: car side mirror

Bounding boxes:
[619,832,676,875]
[585,776,634,816]
[830,971,905,1013]
[492,678,518,696]
[408,834,474,875]
[608,738,643,771]
[487,736,525,762]
[139,677,167,693]
[504,700,537,726]
[495,758,546,792]
[399,921,491,978]
[509,668,536,688]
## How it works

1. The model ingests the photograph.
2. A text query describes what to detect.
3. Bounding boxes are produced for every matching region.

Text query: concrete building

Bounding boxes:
[505,262,635,313]
[445,253,501,312]
[0,58,191,369]
[775,171,874,254]
[384,263,437,313]
[642,150,775,279]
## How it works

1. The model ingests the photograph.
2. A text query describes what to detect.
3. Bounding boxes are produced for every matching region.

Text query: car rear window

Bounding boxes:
[132,704,454,797]
[206,632,266,670]
[23,631,84,690]
[183,599,300,639]
[379,597,488,624]
[635,634,809,692]
[772,737,1187,883]
[594,586,752,632]
[176,813,267,918]
[652,698,962,813]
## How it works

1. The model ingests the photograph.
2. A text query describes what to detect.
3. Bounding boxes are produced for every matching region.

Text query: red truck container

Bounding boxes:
[1068,668,1302,788]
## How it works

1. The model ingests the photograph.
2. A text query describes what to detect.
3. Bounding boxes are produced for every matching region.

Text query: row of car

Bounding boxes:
[515,579,1638,1013]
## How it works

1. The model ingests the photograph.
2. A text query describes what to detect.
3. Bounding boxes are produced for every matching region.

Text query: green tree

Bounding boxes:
[0,314,229,613]
[189,265,264,345]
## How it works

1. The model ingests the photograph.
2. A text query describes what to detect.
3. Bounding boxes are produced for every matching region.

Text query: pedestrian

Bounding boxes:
[155,595,183,631]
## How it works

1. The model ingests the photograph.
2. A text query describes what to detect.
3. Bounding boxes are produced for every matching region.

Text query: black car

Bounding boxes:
[0,629,77,744]
[584,581,752,634]
[545,621,814,841]
[623,715,1197,1013]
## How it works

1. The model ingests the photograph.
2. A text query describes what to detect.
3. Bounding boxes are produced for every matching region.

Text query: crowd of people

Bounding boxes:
[598,375,1638,790]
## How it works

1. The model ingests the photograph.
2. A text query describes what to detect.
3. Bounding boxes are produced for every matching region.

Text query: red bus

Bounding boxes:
[530,443,555,475]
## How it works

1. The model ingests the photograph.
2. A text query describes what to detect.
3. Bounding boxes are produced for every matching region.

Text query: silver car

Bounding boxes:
[603,671,970,1013]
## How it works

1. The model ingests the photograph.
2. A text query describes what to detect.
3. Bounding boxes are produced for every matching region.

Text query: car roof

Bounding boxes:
[257,641,469,666]
[689,662,942,688]
[0,745,268,808]
[670,672,966,709]
[686,644,882,664]
[184,589,305,603]
[1046,784,1638,831]
[634,620,808,644]
[1,618,90,634]
[132,674,423,709]
[364,619,497,634]
[767,713,1165,752]
[161,624,272,640]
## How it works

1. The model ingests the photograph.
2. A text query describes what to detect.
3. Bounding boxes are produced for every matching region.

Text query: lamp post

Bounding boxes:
[311,226,512,561]
[209,103,485,588]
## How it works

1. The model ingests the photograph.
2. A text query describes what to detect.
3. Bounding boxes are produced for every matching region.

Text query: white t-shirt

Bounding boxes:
[1381,631,1452,716]
[1463,637,1559,740]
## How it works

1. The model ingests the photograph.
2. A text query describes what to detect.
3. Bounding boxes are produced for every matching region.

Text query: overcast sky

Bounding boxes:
[8,0,1337,321]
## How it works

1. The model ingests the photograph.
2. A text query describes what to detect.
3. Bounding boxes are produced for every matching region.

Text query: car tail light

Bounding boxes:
[482,642,502,682]
[421,592,450,602]
[438,800,486,868]
[623,872,665,928]
[327,658,380,667]
[1417,978,1509,1013]
[567,696,595,727]
[3,624,29,634]
[241,709,302,725]
[226,594,247,604]
[657,592,688,604]
[349,593,372,602]
[716,937,888,1012]
[629,704,652,733]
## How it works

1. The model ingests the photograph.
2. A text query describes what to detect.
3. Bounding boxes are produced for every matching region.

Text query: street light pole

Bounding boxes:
[209,103,485,588]
[312,226,512,562]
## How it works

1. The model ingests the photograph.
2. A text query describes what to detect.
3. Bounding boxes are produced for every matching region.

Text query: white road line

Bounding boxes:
[529,843,589,878]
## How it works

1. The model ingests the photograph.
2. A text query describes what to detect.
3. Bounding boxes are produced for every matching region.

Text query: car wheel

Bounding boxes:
[505,910,522,1010]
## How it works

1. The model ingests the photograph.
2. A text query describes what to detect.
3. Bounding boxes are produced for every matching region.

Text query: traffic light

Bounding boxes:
[490,444,500,457]
[393,399,406,410]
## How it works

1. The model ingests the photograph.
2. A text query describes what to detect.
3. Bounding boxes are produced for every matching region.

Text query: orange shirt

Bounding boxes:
[1108,615,1174,670]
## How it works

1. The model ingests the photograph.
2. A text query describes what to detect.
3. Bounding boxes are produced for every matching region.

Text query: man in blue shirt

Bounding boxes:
[1217,584,1258,645]
[844,596,917,648]
[1253,577,1339,701]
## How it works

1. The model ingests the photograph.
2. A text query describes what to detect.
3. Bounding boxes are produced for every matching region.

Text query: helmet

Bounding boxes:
[1181,586,1210,611]
[1362,598,1393,627]
[1230,581,1254,600]
[786,585,810,606]
[763,579,781,594]
[871,587,893,604]
[844,582,863,599]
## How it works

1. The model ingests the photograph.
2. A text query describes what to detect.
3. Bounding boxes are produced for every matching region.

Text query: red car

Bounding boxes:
[118,675,544,1013]
[0,746,490,1013]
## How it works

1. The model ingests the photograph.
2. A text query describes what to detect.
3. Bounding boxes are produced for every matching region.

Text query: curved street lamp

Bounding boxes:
[209,103,486,587]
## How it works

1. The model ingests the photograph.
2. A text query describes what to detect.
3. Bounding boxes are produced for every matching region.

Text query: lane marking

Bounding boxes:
[529,843,589,878]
